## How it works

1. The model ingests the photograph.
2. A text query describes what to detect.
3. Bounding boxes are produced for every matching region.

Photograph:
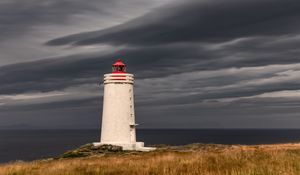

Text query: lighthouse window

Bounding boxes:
[112,66,125,72]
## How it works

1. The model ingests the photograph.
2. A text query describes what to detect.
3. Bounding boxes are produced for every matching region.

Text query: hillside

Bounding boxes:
[1,143,300,175]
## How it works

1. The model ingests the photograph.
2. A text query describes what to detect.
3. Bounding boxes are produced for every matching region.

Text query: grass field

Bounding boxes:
[1,143,300,175]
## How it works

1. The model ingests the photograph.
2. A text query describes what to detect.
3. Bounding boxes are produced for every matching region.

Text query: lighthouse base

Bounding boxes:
[93,142,156,152]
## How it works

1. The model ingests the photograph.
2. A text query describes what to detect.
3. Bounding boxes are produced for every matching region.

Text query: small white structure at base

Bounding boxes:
[94,60,155,151]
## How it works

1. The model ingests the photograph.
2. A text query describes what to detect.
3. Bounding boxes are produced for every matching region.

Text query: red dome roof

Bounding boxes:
[112,59,126,73]
[112,59,125,66]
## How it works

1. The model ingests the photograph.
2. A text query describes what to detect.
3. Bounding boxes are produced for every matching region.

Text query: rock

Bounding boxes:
[59,144,123,159]
[95,144,123,152]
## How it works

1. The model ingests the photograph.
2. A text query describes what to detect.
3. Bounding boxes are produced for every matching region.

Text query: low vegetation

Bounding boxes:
[1,143,300,175]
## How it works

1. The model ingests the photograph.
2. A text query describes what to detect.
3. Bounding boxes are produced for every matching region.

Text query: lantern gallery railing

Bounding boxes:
[104,73,134,84]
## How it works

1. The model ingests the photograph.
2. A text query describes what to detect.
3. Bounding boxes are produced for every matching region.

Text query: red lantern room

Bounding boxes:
[112,59,126,74]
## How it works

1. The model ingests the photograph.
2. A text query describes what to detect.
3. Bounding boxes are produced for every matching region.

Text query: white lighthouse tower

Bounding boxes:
[94,59,155,151]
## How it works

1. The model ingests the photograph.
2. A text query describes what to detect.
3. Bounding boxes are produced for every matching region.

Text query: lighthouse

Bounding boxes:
[94,59,155,151]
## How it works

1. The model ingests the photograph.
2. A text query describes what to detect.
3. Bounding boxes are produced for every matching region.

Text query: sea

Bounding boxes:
[1,129,300,163]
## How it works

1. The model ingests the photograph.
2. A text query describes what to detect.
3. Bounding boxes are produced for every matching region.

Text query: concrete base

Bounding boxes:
[93,142,156,152]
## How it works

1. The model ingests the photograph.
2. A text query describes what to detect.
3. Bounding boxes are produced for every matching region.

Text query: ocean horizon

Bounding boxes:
[1,129,300,163]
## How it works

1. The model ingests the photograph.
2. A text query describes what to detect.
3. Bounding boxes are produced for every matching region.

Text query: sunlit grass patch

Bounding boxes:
[1,143,300,175]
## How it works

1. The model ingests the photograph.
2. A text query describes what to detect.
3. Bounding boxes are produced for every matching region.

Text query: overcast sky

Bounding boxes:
[1,0,300,129]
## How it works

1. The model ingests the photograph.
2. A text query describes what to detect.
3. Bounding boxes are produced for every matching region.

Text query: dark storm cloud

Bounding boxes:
[0,53,107,94]
[1,37,300,96]
[0,97,101,112]
[0,0,97,38]
[0,43,216,94]
[137,97,300,129]
[1,0,300,129]
[0,0,147,40]
[1,0,299,97]
[0,0,171,66]
[0,98,102,129]
[47,0,300,46]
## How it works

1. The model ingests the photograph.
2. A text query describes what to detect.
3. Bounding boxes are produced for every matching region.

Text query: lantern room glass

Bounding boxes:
[112,65,126,73]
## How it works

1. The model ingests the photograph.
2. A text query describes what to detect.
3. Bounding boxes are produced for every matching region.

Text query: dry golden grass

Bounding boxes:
[1,143,300,175]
